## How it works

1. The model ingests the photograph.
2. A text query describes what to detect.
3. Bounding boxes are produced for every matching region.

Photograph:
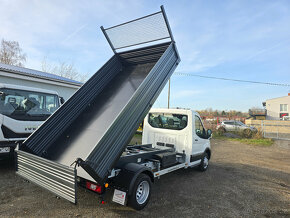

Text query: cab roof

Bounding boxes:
[0,83,59,95]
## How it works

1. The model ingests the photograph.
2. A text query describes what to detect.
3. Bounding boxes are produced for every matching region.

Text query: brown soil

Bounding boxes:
[0,139,289,217]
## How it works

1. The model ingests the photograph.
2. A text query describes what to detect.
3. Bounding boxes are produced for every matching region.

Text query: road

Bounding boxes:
[0,139,289,217]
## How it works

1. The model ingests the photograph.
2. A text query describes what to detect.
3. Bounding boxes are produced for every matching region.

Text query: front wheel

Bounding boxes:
[128,174,152,210]
[199,153,209,171]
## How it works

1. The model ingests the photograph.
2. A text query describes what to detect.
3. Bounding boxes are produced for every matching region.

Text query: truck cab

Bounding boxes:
[0,83,62,158]
[142,108,211,165]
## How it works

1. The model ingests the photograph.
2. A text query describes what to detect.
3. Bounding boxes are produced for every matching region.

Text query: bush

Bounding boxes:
[242,129,253,138]
[252,129,263,139]
[217,127,226,136]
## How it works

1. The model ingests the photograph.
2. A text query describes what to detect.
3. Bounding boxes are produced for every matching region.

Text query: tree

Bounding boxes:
[0,39,26,66]
[42,58,89,82]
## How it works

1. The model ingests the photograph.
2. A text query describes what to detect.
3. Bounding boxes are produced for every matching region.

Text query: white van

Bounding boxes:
[0,83,62,157]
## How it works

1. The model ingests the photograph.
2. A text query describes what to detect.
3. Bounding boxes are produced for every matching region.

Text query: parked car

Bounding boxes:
[217,120,257,137]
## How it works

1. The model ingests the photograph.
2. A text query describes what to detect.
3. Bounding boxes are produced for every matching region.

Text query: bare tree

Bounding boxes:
[0,39,26,66]
[42,57,89,82]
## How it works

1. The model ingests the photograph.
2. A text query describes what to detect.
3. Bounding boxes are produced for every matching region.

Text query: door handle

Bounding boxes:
[195,139,198,141]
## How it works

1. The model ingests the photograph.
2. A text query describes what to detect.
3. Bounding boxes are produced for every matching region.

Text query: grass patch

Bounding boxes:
[129,133,142,145]
[212,132,227,139]
[228,138,274,146]
[212,132,273,146]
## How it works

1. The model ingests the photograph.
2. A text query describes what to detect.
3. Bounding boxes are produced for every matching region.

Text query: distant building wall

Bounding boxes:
[265,95,290,120]
[0,73,81,101]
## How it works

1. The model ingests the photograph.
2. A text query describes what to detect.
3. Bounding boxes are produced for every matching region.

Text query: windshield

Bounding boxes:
[0,88,59,121]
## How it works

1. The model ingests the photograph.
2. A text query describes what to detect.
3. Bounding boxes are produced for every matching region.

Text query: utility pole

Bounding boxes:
[167,78,170,109]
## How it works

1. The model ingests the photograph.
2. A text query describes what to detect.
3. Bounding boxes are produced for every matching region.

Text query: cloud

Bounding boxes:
[60,24,88,44]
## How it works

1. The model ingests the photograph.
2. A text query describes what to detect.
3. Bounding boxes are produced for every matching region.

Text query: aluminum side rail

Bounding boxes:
[16,150,77,203]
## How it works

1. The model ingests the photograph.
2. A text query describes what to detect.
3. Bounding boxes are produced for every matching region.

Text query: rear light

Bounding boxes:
[86,181,102,194]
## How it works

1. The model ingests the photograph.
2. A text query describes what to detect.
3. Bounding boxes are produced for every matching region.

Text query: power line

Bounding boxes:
[174,72,290,87]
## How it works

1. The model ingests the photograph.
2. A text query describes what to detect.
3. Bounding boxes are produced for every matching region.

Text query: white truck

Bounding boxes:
[18,108,212,210]
[15,6,211,211]
[105,108,212,209]
[0,83,62,158]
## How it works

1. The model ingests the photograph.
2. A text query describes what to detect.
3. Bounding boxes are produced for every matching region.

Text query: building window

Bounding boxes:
[280,104,288,112]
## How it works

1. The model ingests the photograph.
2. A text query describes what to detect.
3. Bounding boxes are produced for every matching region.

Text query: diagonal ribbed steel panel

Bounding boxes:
[18,5,180,188]
[20,56,122,156]
[83,43,179,183]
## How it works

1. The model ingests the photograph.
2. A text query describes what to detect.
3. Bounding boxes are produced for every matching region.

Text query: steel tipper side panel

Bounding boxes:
[16,150,77,203]
[20,56,122,156]
[82,42,180,183]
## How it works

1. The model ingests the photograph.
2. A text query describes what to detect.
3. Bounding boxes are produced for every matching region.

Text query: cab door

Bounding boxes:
[192,115,208,156]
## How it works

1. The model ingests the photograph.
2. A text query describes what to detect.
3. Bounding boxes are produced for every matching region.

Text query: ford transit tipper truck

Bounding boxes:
[15,6,212,210]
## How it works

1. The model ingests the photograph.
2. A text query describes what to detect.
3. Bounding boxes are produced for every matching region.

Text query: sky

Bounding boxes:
[0,0,289,112]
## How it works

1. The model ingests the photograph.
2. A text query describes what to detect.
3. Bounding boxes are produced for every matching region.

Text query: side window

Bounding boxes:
[195,115,206,138]
[148,113,188,130]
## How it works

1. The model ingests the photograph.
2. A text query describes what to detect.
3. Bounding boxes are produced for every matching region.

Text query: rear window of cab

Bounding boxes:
[148,113,188,130]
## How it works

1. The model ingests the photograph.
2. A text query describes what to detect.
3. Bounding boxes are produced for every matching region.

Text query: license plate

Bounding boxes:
[0,147,10,153]
[112,189,126,205]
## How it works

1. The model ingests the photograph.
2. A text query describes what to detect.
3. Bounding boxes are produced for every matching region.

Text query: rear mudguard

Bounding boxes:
[110,163,154,195]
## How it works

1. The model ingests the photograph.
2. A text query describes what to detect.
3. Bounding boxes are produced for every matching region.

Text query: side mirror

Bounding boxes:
[207,129,212,138]
[60,97,65,104]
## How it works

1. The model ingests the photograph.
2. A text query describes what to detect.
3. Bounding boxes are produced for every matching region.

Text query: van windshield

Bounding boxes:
[0,88,59,121]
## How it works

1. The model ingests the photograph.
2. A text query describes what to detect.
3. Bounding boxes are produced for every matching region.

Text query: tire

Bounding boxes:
[199,153,209,171]
[128,174,152,210]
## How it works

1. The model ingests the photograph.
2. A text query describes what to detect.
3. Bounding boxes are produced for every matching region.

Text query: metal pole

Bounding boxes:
[168,78,170,109]
[160,5,175,42]
[100,26,116,54]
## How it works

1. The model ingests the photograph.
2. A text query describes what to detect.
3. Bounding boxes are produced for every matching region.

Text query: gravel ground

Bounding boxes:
[0,139,289,217]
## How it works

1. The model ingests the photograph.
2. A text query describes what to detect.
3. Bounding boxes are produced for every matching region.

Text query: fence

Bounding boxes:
[245,120,290,140]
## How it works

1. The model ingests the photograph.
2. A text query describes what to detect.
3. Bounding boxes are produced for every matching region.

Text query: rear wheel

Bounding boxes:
[199,153,209,171]
[128,174,152,210]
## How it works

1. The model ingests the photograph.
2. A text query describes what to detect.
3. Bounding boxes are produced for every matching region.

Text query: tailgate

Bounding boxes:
[16,150,77,204]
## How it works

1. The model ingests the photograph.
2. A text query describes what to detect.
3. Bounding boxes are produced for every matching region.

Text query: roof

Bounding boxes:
[0,62,83,87]
[150,108,193,115]
[0,83,59,95]
[266,95,290,102]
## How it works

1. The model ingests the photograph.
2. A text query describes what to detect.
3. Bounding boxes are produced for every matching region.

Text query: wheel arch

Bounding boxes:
[111,163,154,196]
[205,148,211,159]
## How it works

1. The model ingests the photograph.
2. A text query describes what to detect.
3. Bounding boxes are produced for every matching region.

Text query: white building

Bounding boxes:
[0,63,82,100]
[263,94,290,120]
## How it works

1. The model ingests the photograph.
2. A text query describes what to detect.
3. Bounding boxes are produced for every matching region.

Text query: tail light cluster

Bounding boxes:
[86,181,103,194]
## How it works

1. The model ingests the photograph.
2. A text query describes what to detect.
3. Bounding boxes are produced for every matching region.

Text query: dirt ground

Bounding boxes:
[0,138,289,217]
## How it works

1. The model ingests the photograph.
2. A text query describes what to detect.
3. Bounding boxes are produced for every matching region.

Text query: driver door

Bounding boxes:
[192,115,208,156]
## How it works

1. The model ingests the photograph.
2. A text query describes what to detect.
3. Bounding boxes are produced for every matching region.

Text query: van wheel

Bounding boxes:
[199,153,209,171]
[128,174,152,210]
